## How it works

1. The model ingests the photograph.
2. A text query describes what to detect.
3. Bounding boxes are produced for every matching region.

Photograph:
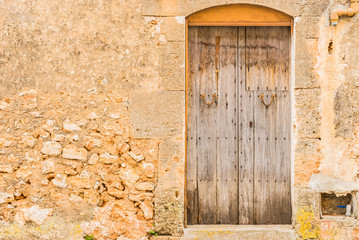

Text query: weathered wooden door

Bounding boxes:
[186,26,291,225]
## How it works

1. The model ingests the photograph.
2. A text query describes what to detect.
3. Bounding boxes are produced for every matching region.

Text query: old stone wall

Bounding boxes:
[0,90,159,240]
[2,0,359,239]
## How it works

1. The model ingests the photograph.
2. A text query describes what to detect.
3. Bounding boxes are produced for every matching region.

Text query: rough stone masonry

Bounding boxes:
[2,0,359,239]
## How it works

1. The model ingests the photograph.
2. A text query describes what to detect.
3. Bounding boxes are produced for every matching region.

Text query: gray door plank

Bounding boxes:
[186,27,200,225]
[196,27,218,224]
[238,26,254,224]
[216,27,238,224]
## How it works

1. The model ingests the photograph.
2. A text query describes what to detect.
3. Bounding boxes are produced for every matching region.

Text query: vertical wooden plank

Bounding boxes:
[197,27,218,224]
[239,26,254,224]
[272,27,291,224]
[253,90,268,224]
[216,27,238,224]
[186,26,199,225]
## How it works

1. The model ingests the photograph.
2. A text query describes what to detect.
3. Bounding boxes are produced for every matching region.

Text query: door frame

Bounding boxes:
[184,4,294,227]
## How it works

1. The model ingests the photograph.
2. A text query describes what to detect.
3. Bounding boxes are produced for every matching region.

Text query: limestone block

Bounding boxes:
[0,138,12,147]
[14,205,53,225]
[294,89,321,138]
[0,164,13,173]
[87,112,99,120]
[84,136,102,150]
[295,138,322,155]
[129,192,154,202]
[142,0,180,16]
[295,59,320,89]
[334,88,359,138]
[294,153,322,186]
[99,152,119,164]
[52,174,67,188]
[295,16,321,39]
[88,153,99,165]
[41,141,62,156]
[142,0,251,16]
[158,42,185,91]
[128,151,144,162]
[0,192,14,204]
[63,144,88,161]
[65,134,79,142]
[107,187,124,199]
[295,38,319,62]
[293,186,320,217]
[20,136,36,148]
[63,119,81,132]
[139,161,155,178]
[297,0,331,16]
[161,17,185,42]
[41,159,55,174]
[154,138,184,236]
[252,0,299,17]
[117,167,140,188]
[116,140,130,154]
[135,182,155,191]
[42,120,57,133]
[139,200,153,220]
[129,91,184,138]
[68,177,93,189]
[52,134,65,142]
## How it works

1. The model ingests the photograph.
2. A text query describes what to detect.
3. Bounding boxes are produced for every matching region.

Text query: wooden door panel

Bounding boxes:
[187,26,291,225]
[187,26,238,224]
[245,26,291,224]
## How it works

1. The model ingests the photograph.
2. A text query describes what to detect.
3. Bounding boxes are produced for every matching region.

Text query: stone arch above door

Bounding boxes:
[187,4,293,26]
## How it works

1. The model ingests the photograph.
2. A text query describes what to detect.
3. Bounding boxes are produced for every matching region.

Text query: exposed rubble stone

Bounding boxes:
[41,160,55,174]
[0,164,13,173]
[62,144,88,161]
[63,119,81,132]
[100,152,120,164]
[14,205,53,225]
[68,177,93,189]
[52,174,67,188]
[88,153,99,165]
[40,141,62,156]
[118,167,140,188]
[136,182,155,191]
[0,192,14,204]
[139,200,154,220]
[128,151,145,162]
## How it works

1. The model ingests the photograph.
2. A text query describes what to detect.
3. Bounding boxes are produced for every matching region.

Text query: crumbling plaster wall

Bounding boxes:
[2,0,359,239]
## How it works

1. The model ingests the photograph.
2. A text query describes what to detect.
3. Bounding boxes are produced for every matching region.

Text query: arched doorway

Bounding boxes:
[185,4,293,225]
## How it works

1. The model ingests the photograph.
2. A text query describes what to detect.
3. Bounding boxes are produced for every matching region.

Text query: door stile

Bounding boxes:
[197,27,218,224]
[216,27,239,224]
[238,26,255,224]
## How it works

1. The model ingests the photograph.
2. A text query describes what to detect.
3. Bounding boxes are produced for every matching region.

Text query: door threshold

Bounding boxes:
[185,224,294,230]
[182,225,296,240]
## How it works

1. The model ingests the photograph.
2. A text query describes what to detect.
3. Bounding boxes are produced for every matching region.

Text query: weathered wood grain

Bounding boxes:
[216,26,238,224]
[246,27,290,91]
[186,27,199,225]
[238,26,254,225]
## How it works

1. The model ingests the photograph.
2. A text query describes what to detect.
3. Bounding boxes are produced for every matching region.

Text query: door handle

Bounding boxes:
[201,93,217,106]
[259,94,276,107]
